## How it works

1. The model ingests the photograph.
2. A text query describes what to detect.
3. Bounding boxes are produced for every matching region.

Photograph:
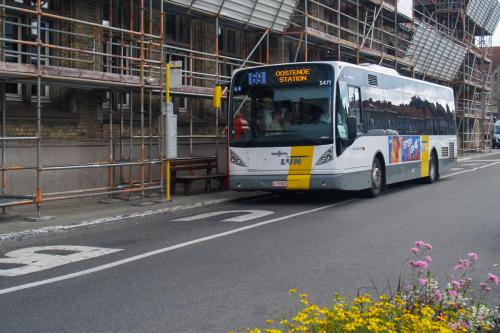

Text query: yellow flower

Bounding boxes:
[289,289,298,294]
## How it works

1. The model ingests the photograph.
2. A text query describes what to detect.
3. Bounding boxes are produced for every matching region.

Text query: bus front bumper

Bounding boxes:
[229,172,371,191]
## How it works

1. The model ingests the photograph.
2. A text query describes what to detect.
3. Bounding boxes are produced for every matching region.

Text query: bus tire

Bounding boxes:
[364,157,384,198]
[424,150,439,184]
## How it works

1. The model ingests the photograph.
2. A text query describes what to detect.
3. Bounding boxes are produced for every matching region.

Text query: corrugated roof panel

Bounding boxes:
[167,0,191,6]
[193,0,224,13]
[404,22,466,82]
[164,0,298,32]
[466,0,498,33]
[484,3,500,35]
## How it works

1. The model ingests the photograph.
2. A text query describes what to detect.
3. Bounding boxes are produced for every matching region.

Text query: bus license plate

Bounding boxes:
[272,181,288,187]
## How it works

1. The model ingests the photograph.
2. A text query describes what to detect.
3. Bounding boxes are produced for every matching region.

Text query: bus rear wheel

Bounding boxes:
[424,151,439,184]
[364,157,384,198]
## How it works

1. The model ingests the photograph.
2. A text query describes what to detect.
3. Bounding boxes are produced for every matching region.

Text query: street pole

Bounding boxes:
[165,63,171,202]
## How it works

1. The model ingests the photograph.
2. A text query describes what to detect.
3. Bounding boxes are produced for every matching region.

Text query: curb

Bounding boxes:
[0,193,269,245]
[458,151,500,162]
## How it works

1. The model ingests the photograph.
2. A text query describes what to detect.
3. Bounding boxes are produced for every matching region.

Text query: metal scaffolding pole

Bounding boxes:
[304,0,308,61]
[1,0,5,215]
[139,0,146,201]
[1,83,5,215]
[159,0,165,200]
[35,0,43,219]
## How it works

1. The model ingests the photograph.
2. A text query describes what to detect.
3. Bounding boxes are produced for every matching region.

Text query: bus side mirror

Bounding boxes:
[347,116,357,141]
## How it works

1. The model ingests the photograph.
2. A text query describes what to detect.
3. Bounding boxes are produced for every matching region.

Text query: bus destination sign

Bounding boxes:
[274,68,311,84]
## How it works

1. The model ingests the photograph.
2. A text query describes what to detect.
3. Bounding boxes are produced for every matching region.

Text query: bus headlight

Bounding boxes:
[316,147,334,165]
[230,150,247,167]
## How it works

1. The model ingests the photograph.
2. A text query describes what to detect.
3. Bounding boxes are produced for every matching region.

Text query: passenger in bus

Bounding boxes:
[282,109,293,130]
[268,110,283,134]
[254,114,264,136]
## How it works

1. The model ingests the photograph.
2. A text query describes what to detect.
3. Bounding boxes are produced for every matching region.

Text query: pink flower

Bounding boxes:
[425,255,433,262]
[434,290,442,301]
[467,253,478,262]
[487,273,499,286]
[415,241,425,248]
[418,278,428,286]
[407,260,416,268]
[448,290,458,298]
[424,243,433,250]
[454,259,469,271]
[485,287,492,293]
[414,261,428,269]
[451,280,461,289]
[410,247,419,254]
[480,282,488,290]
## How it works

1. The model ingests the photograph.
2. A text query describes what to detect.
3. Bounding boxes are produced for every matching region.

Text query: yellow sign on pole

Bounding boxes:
[166,63,171,103]
[212,85,222,109]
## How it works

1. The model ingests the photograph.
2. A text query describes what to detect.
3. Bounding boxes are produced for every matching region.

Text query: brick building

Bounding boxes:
[490,47,500,122]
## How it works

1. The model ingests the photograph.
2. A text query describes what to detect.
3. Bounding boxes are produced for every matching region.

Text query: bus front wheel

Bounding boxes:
[364,157,384,198]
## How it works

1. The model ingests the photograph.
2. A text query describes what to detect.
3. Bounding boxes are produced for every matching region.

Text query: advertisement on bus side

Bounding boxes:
[388,136,421,164]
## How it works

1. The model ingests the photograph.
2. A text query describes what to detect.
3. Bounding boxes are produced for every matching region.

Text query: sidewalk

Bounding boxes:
[458,148,499,161]
[0,190,268,244]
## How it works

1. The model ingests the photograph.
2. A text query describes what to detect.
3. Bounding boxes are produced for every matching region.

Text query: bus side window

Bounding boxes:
[348,86,363,134]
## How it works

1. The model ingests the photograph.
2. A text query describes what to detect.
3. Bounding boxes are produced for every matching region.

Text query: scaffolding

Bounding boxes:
[0,0,272,217]
[290,0,498,153]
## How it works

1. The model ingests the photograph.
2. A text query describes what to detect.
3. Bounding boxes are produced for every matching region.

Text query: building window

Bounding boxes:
[31,0,49,8]
[168,55,187,112]
[102,0,110,26]
[166,14,189,44]
[30,20,50,102]
[218,27,237,55]
[14,0,49,8]
[5,17,22,101]
[103,92,130,110]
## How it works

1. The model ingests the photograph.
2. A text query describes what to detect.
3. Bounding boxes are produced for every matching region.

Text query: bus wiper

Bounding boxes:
[293,135,324,145]
[263,130,296,135]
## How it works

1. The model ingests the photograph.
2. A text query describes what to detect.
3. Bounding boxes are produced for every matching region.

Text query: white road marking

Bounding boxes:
[459,163,482,166]
[448,168,464,171]
[172,210,274,223]
[0,194,267,244]
[0,199,357,295]
[0,246,122,277]
[442,162,500,179]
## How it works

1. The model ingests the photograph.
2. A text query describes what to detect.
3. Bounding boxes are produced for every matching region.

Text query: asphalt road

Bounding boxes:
[0,152,499,333]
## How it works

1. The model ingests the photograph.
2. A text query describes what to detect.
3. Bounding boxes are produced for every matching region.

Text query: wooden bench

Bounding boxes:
[170,156,225,195]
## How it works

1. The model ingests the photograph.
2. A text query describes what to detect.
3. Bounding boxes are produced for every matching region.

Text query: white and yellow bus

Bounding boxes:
[228,62,457,197]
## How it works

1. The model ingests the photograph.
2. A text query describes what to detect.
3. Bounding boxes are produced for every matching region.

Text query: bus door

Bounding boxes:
[347,86,363,134]
[335,83,362,156]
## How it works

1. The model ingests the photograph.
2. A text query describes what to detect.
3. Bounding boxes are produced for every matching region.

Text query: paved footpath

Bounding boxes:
[0,151,499,333]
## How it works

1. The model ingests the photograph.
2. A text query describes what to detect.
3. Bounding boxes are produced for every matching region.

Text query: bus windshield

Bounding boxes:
[229,64,334,147]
